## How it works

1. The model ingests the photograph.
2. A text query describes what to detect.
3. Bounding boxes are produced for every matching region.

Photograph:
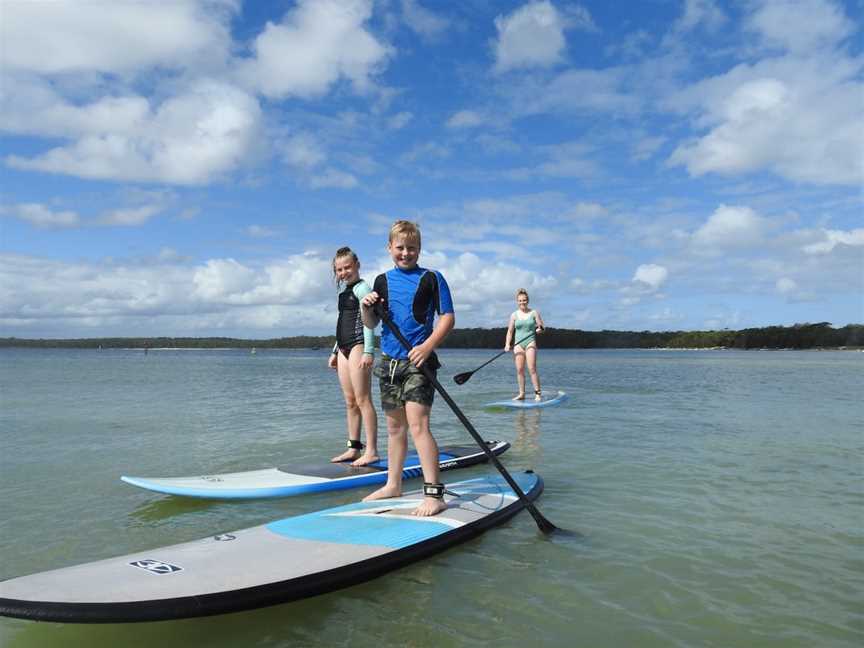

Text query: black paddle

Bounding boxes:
[453,330,538,385]
[374,305,558,535]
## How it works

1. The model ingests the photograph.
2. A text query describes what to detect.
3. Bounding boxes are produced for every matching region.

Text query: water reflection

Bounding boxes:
[513,410,542,460]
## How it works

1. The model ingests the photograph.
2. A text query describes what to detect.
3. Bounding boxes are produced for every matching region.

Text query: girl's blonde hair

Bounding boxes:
[332,246,359,284]
[389,220,421,247]
[515,288,529,302]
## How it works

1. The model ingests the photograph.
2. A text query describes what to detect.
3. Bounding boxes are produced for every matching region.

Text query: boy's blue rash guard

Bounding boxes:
[373,266,454,359]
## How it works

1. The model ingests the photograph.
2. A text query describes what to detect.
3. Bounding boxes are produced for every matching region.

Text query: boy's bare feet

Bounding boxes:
[331,448,360,463]
[412,497,447,516]
[363,484,401,501]
[512,393,525,401]
[351,452,380,467]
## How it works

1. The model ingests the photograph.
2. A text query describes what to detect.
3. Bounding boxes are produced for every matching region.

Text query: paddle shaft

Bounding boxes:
[375,307,556,534]
[457,330,539,382]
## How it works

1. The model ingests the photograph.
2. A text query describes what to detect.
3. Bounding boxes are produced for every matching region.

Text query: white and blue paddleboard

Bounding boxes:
[121,441,510,500]
[484,390,569,410]
[0,471,543,623]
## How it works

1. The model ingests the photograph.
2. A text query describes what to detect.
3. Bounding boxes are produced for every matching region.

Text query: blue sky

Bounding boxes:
[1,0,862,338]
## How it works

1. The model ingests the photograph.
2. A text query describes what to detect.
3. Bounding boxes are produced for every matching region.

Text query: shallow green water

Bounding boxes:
[0,348,861,647]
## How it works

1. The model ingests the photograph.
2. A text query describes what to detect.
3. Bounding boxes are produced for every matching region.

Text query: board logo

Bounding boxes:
[439,461,458,469]
[129,559,183,575]
[214,534,236,541]
[200,475,224,482]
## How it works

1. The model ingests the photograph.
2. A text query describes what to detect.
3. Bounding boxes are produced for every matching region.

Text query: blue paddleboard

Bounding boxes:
[485,390,568,409]
[0,471,543,623]
[121,441,509,499]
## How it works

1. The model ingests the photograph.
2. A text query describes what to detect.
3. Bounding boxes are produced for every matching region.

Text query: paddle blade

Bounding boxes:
[453,371,472,385]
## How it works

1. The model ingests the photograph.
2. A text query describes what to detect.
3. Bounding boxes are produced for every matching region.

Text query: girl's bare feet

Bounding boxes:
[512,393,525,401]
[351,452,380,467]
[412,497,447,516]
[363,484,401,501]
[331,448,361,463]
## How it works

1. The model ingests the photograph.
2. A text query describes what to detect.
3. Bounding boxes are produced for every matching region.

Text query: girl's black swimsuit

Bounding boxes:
[335,279,374,359]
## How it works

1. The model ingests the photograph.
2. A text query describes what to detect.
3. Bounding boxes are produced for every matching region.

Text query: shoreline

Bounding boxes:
[1,345,861,352]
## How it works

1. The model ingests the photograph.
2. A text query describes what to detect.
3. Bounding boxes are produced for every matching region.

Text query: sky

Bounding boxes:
[1,0,862,339]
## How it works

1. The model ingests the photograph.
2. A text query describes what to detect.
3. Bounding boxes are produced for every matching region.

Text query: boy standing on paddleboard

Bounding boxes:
[361,220,454,516]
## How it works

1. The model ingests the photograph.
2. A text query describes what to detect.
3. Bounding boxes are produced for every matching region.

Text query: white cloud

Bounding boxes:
[193,259,257,301]
[446,110,485,129]
[190,255,334,306]
[158,248,185,262]
[566,202,608,220]
[493,1,567,72]
[0,252,339,336]
[309,169,359,189]
[745,0,855,53]
[6,80,262,185]
[236,0,391,99]
[1,203,81,229]
[400,141,452,163]
[510,68,640,117]
[802,228,864,254]
[647,307,683,324]
[246,225,278,239]
[502,140,598,180]
[671,0,727,35]
[631,135,667,161]
[0,1,393,188]
[667,0,863,187]
[633,264,669,290]
[776,277,798,295]
[401,0,449,41]
[281,133,328,169]
[0,79,151,139]
[692,205,770,248]
[435,252,558,317]
[389,111,414,130]
[0,0,234,75]
[98,205,162,227]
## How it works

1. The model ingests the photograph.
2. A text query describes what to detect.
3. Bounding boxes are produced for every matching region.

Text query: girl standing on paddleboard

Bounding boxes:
[328,247,379,466]
[504,288,545,401]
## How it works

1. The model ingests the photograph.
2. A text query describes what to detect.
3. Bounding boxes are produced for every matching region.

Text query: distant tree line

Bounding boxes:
[1,323,861,350]
[0,336,332,350]
[446,323,863,349]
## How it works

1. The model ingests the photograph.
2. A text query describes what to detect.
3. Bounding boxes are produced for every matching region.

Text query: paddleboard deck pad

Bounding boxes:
[485,390,568,409]
[120,441,509,500]
[0,471,543,623]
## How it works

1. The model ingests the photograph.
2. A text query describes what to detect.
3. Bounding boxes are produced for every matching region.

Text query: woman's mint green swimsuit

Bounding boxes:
[513,310,537,348]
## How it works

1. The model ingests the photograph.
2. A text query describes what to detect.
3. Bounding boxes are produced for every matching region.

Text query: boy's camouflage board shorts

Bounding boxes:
[375,355,438,410]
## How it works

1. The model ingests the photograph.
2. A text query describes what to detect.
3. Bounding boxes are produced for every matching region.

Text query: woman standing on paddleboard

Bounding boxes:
[504,288,545,401]
[328,247,379,466]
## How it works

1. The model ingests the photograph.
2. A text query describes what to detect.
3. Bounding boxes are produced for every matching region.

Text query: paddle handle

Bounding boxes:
[375,307,556,533]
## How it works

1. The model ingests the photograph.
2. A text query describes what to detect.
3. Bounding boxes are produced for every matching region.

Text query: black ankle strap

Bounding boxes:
[423,482,445,499]
[347,439,364,450]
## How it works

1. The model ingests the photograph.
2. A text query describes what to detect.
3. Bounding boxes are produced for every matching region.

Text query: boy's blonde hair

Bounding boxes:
[389,220,421,247]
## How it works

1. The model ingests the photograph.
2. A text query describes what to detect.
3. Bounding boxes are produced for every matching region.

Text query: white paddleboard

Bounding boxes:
[484,390,568,409]
[0,471,543,623]
[121,441,510,499]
